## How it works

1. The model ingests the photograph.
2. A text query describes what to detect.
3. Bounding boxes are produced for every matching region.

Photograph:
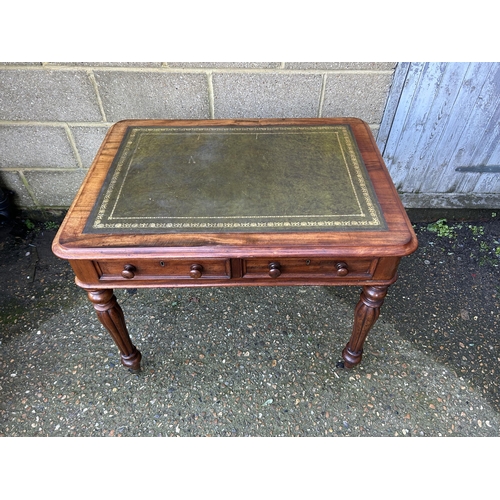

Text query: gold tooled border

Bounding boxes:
[90,125,385,231]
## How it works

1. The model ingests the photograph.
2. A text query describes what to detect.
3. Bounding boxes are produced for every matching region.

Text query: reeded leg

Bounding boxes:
[86,289,142,372]
[342,285,388,368]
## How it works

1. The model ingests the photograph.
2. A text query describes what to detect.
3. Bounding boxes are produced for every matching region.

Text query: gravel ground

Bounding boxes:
[1,209,499,438]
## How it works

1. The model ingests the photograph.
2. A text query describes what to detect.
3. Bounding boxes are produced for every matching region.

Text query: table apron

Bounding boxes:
[70,256,401,288]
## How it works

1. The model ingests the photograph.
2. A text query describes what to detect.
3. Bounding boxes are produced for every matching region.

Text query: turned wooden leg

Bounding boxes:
[342,285,388,368]
[86,289,142,372]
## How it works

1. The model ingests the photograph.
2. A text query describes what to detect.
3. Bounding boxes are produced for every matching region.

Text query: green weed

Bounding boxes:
[23,219,60,232]
[427,219,456,238]
[24,219,35,230]
[479,241,489,252]
[469,225,485,238]
[44,221,59,230]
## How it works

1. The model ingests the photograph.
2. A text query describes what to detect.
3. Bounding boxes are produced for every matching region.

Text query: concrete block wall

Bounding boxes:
[0,62,396,210]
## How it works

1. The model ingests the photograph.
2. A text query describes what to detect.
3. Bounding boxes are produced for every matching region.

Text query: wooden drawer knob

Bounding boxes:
[268,262,281,278]
[121,264,136,279]
[189,264,203,279]
[336,262,349,276]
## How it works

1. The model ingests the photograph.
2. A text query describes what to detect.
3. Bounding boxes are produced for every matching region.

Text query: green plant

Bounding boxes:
[479,241,489,252]
[44,221,59,230]
[427,218,456,238]
[24,219,35,230]
[469,225,485,237]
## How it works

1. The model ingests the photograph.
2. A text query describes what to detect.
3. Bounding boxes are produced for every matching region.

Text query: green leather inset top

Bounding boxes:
[85,125,386,233]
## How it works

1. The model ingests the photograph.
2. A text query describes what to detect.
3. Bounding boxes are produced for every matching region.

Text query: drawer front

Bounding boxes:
[95,259,231,281]
[242,258,376,280]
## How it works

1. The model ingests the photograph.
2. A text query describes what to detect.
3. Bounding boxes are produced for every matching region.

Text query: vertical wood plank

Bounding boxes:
[417,63,495,192]
[461,130,500,194]
[377,62,410,152]
[403,63,471,191]
[383,63,445,189]
[380,61,500,204]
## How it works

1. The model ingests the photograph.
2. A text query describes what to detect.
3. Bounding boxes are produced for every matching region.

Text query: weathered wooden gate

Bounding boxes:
[377,62,500,209]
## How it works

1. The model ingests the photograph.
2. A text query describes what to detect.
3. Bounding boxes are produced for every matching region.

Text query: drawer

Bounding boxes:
[241,258,376,280]
[95,259,231,281]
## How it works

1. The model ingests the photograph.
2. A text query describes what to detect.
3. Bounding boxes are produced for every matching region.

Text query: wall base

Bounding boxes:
[400,193,500,210]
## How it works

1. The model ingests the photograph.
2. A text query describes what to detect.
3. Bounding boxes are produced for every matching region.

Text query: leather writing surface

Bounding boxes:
[85,125,386,234]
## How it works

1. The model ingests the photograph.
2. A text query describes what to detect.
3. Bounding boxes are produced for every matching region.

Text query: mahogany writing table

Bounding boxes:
[52,118,418,372]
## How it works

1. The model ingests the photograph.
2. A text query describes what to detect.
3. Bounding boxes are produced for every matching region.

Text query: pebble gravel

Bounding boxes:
[1,210,499,438]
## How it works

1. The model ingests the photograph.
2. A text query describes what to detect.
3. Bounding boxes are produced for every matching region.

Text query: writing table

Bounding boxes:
[52,118,418,372]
